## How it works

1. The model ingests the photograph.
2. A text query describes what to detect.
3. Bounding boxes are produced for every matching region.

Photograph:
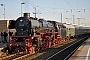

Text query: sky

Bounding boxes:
[0,0,90,26]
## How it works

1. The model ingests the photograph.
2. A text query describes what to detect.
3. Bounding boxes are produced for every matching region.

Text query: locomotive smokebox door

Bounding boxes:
[15,13,31,36]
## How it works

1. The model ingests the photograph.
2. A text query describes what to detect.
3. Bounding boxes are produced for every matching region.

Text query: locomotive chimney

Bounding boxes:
[23,13,30,19]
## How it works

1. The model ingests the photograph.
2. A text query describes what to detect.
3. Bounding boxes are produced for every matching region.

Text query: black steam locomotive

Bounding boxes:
[7,13,60,53]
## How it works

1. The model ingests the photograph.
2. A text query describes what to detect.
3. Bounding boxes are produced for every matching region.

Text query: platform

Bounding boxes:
[69,38,90,60]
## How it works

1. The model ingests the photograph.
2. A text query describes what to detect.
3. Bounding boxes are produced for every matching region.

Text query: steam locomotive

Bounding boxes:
[6,13,90,54]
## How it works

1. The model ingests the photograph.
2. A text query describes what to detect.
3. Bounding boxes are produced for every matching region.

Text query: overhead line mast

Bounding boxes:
[33,7,38,19]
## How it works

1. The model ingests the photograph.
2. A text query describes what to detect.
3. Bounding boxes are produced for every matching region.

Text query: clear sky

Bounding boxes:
[0,0,90,26]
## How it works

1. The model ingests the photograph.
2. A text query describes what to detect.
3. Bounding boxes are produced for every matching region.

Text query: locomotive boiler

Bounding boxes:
[14,13,55,36]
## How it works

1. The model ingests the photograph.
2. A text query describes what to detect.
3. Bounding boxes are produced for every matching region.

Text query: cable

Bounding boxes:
[64,0,84,19]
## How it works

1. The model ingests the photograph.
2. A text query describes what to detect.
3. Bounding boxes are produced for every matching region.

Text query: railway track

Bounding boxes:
[0,37,75,60]
[46,35,89,60]
[0,35,89,60]
[0,52,27,60]
[13,39,76,60]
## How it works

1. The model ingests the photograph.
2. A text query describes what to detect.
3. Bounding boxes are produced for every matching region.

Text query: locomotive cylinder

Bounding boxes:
[24,13,30,19]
